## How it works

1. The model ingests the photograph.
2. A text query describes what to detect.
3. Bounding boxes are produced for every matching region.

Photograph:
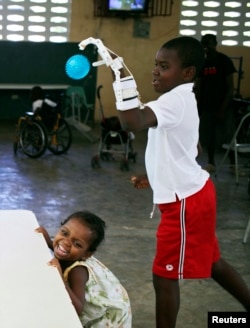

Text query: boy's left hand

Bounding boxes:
[131,175,150,189]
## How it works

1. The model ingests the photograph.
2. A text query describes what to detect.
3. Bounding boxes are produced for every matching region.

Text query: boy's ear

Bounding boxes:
[184,66,196,81]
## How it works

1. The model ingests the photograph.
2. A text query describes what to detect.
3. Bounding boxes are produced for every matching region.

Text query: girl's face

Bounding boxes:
[53,218,93,262]
[152,47,192,94]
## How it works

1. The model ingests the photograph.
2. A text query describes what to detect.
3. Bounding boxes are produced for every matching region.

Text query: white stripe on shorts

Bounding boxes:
[178,199,186,279]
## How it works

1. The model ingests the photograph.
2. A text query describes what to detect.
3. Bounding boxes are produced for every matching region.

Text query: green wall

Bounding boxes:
[0,41,97,120]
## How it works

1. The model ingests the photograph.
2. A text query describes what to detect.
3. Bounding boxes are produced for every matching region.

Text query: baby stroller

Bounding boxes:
[91,85,137,171]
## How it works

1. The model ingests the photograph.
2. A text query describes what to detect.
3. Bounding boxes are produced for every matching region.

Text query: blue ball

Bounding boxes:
[65,54,91,80]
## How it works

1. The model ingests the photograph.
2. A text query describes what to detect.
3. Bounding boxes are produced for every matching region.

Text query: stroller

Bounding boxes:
[91,85,137,171]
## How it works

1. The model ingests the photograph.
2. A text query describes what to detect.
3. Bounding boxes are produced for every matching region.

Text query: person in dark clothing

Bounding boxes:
[195,34,236,173]
[30,85,58,130]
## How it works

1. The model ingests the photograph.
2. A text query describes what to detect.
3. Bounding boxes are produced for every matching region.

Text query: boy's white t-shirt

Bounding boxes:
[145,83,209,204]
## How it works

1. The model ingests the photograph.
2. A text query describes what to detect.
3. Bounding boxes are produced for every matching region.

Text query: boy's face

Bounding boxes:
[152,47,194,94]
[53,218,93,262]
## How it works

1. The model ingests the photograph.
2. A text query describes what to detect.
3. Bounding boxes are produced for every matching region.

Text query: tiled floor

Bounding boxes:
[1,120,250,327]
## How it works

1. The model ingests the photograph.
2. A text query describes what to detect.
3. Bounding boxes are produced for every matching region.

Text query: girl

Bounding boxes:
[36,210,132,328]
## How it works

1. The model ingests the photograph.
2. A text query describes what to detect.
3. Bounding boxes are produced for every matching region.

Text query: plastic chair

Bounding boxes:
[215,110,250,184]
[64,86,97,142]
[65,86,94,124]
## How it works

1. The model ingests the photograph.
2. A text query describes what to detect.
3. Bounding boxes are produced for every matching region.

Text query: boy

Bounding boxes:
[82,36,250,327]
[112,36,250,327]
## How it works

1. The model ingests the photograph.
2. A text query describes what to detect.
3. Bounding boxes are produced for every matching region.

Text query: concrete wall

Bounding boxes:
[70,0,250,121]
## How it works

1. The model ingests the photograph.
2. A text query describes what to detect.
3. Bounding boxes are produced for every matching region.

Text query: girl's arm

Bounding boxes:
[36,227,88,315]
[66,266,88,315]
[35,226,53,250]
[49,258,88,316]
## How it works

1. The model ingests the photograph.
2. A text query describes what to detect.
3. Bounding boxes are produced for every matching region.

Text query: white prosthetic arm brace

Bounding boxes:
[79,37,143,111]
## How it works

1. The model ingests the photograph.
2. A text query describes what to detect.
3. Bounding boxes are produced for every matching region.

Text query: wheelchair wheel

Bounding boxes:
[19,120,48,158]
[47,118,72,155]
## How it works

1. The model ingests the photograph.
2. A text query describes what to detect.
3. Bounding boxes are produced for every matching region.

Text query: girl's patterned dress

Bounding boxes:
[63,256,132,328]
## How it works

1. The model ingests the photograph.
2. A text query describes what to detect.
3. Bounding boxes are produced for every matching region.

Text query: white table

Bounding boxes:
[0,210,82,328]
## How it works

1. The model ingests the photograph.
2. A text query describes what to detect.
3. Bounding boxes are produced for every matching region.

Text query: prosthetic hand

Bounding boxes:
[79,37,143,110]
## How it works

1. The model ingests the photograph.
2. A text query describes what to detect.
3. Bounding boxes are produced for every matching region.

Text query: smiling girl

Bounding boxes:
[36,211,131,328]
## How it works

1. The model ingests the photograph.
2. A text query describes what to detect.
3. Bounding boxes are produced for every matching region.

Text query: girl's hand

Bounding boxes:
[35,226,47,234]
[48,257,63,276]
[131,174,150,189]
[35,226,53,249]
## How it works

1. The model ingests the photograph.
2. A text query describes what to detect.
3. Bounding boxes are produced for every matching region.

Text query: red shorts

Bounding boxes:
[153,178,220,279]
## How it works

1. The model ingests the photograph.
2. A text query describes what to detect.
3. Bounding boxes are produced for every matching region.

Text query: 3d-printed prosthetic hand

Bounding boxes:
[79,37,143,110]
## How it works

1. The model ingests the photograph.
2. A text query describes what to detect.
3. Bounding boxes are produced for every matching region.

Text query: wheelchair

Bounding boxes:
[13,110,72,158]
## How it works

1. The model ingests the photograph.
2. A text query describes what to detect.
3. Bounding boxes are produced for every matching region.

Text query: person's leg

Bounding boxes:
[211,258,250,311]
[207,144,216,166]
[224,107,236,166]
[208,117,217,166]
[153,274,180,328]
[199,112,217,171]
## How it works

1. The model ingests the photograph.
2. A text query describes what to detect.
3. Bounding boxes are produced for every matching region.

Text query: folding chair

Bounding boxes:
[243,215,250,244]
[215,109,250,184]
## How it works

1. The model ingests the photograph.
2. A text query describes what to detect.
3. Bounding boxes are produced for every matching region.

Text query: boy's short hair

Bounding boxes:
[162,36,205,78]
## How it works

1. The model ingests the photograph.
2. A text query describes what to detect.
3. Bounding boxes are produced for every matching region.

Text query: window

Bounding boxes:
[0,0,71,42]
[179,1,250,46]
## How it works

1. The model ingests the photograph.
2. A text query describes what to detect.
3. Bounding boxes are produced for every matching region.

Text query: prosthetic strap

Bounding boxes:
[113,76,141,110]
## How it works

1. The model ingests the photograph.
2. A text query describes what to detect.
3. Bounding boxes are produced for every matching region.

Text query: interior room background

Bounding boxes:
[1,0,249,121]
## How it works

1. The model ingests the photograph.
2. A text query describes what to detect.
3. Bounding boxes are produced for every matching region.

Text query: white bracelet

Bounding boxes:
[115,98,141,110]
[113,76,141,111]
